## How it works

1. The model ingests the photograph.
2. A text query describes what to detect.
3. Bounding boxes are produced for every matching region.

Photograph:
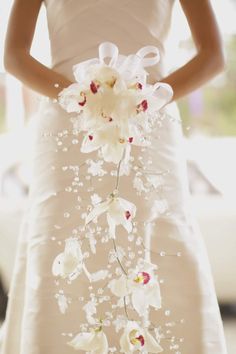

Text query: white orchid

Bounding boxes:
[68,325,108,354]
[52,238,90,281]
[58,82,87,113]
[80,118,152,165]
[85,190,136,238]
[59,63,172,121]
[137,81,173,114]
[81,125,129,164]
[58,59,173,169]
[54,291,70,314]
[108,259,161,315]
[120,320,163,353]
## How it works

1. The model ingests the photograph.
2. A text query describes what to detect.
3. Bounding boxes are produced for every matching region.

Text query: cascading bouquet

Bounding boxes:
[52,42,173,353]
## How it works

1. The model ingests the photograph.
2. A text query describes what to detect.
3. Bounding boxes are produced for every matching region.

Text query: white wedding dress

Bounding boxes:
[1,1,228,353]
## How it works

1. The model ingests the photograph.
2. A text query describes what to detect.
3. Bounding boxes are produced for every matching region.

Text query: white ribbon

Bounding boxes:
[73,41,160,83]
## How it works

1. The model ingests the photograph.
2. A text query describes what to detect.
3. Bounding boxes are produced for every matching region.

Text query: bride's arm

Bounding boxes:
[160,0,225,102]
[4,0,73,99]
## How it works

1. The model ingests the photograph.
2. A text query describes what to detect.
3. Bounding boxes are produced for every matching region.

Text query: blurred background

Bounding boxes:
[0,0,236,352]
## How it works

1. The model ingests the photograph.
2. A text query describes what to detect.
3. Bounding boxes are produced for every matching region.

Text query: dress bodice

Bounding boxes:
[43,0,175,82]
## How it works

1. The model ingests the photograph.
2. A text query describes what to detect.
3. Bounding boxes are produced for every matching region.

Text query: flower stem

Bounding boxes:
[123,296,130,320]
[115,158,122,190]
[112,238,127,275]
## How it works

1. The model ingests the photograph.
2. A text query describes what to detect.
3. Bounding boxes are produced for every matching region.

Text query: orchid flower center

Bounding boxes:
[136,99,148,113]
[90,80,100,94]
[101,111,113,122]
[119,138,125,144]
[136,82,143,89]
[129,329,145,347]
[110,189,119,199]
[133,271,151,284]
[125,210,131,219]
[78,92,87,106]
[128,137,133,143]
[105,76,117,88]
[128,82,143,90]
[94,325,102,332]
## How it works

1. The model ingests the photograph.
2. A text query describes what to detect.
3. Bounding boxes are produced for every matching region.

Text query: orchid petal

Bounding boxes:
[107,212,116,239]
[58,83,85,113]
[108,275,131,297]
[147,283,162,309]
[101,142,125,164]
[68,331,100,351]
[85,199,111,225]
[149,82,173,112]
[131,289,148,315]
[89,269,109,282]
[81,133,102,153]
[143,329,163,353]
[52,253,64,276]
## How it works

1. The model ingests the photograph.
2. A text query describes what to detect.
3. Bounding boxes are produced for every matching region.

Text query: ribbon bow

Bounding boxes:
[73,41,161,84]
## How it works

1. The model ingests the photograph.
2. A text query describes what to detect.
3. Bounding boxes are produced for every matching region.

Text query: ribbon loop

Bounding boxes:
[73,58,99,82]
[117,54,145,81]
[73,42,160,84]
[135,45,160,68]
[98,42,119,67]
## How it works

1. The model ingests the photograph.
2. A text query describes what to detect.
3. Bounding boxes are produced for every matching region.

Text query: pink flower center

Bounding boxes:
[133,271,151,284]
[78,92,86,106]
[102,112,113,122]
[136,99,148,113]
[90,81,100,94]
[129,330,145,347]
[136,82,143,90]
[136,335,145,346]
[125,210,131,219]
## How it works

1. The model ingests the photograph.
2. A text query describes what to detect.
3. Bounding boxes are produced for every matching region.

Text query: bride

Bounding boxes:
[2,0,227,353]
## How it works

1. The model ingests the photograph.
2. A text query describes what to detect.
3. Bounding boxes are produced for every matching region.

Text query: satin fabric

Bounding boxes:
[1,1,228,353]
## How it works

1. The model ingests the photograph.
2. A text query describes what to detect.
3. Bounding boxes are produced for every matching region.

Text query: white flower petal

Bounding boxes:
[108,276,131,297]
[120,332,133,354]
[118,197,136,217]
[143,329,163,353]
[149,82,173,112]
[67,331,99,351]
[101,143,125,164]
[131,288,148,316]
[122,219,133,233]
[68,329,108,354]
[58,83,85,113]
[89,269,109,282]
[85,199,111,225]
[55,293,69,314]
[108,199,125,225]
[120,321,143,354]
[94,331,109,354]
[62,253,82,276]
[52,253,64,276]
[107,212,116,239]
[147,283,162,309]
[81,133,102,153]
